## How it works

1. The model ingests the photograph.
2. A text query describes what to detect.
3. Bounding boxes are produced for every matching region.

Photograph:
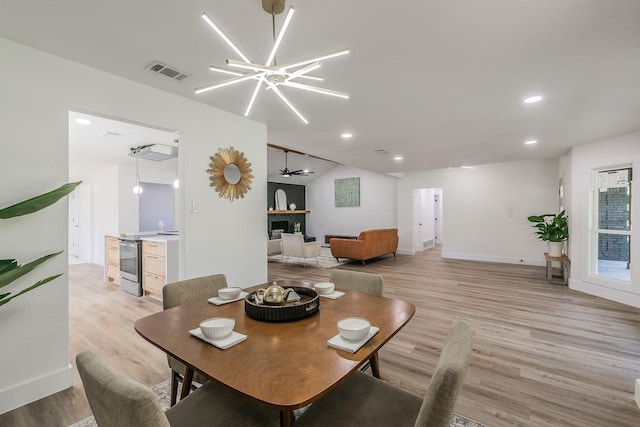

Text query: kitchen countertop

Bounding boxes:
[141,235,179,242]
[106,233,179,242]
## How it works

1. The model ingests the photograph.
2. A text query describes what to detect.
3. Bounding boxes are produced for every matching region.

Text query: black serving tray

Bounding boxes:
[244,287,319,322]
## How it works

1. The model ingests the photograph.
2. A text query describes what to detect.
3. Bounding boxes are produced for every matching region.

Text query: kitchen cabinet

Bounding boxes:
[142,238,178,299]
[105,236,120,285]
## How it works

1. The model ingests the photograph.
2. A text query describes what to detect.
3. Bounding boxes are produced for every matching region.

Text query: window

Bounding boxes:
[592,167,632,282]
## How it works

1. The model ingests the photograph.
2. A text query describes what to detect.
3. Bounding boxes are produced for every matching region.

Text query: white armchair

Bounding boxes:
[281,233,321,266]
[267,238,283,258]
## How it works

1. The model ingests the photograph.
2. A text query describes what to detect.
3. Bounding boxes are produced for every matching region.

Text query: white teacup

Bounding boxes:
[338,317,371,341]
[199,317,234,339]
[314,282,335,295]
[218,287,242,300]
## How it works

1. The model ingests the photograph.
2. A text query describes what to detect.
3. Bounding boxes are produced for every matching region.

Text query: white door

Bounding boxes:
[69,190,79,258]
[413,190,422,253]
[434,193,442,244]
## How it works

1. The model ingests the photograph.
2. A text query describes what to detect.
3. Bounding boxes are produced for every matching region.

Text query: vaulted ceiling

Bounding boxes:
[4,1,640,176]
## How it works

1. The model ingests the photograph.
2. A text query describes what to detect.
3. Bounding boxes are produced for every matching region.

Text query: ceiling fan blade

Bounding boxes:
[244,79,263,117]
[265,81,308,124]
[281,81,349,99]
[291,170,315,176]
[201,12,251,63]
[280,48,349,70]
[266,6,295,67]
[194,72,261,94]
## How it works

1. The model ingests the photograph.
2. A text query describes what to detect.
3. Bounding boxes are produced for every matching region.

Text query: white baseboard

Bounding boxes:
[0,364,73,415]
[569,279,640,309]
[442,251,545,266]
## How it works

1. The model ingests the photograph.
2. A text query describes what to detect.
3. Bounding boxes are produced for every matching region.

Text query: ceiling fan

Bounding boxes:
[279,150,314,177]
[195,0,349,124]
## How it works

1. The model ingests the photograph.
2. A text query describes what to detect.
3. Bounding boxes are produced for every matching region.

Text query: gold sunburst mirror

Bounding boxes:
[207,147,254,201]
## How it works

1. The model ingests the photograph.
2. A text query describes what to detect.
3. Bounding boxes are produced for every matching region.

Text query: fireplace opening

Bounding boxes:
[270,220,289,238]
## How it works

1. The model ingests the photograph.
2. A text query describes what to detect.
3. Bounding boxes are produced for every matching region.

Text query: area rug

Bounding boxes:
[268,246,352,268]
[70,379,487,427]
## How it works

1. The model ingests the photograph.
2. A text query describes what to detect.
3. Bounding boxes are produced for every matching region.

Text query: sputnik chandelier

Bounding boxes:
[195,0,349,124]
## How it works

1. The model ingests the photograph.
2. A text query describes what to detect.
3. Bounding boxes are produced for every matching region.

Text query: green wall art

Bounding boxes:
[335,177,360,207]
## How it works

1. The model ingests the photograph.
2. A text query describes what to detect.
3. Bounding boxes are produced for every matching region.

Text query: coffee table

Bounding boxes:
[134,279,415,427]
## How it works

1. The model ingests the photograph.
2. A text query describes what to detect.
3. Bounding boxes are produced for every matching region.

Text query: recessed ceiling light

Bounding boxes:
[461,165,474,170]
[75,118,91,125]
[525,139,538,145]
[394,156,403,161]
[341,132,353,139]
[523,95,543,104]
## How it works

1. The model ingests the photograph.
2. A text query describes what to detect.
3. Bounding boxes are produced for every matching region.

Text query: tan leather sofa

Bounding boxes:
[330,228,398,265]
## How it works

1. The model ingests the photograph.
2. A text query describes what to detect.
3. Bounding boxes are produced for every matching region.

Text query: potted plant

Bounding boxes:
[527,210,569,257]
[293,222,302,234]
[1,181,81,307]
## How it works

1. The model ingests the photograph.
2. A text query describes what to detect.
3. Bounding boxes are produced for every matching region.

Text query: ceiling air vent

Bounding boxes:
[146,61,190,81]
[374,149,392,155]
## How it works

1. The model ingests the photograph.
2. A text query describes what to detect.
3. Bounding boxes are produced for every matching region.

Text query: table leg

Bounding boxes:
[370,353,381,379]
[546,259,553,283]
[280,410,294,427]
[180,367,194,400]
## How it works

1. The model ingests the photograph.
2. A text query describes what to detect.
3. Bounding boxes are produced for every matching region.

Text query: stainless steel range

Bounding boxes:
[118,236,142,296]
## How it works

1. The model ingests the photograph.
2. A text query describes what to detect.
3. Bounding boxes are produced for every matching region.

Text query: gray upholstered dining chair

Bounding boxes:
[76,350,280,427]
[329,269,384,378]
[294,320,473,427]
[162,273,229,406]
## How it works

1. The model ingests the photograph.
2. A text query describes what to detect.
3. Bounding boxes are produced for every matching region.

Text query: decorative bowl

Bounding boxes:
[314,282,335,295]
[338,317,371,341]
[199,317,235,339]
[218,287,242,300]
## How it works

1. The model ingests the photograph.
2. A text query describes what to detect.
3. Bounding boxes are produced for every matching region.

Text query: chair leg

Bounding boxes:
[170,370,179,406]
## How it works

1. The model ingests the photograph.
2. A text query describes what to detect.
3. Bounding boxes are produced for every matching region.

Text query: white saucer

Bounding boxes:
[189,328,247,349]
[327,326,379,353]
[319,290,345,299]
[208,291,248,305]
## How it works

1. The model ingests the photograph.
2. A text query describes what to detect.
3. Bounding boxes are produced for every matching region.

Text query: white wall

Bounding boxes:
[565,131,640,307]
[0,37,267,414]
[90,166,119,266]
[397,159,560,264]
[306,165,397,242]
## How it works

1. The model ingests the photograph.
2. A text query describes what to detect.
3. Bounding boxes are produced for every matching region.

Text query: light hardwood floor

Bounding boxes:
[2,246,639,426]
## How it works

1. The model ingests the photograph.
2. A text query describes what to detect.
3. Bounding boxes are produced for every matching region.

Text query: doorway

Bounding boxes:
[68,111,182,265]
[412,188,443,254]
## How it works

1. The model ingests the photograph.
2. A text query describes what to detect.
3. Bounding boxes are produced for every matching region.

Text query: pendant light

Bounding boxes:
[173,164,180,189]
[196,0,349,124]
[133,157,143,195]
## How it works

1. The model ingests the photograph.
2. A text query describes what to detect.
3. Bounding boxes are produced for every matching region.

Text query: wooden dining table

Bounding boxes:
[134,279,415,427]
